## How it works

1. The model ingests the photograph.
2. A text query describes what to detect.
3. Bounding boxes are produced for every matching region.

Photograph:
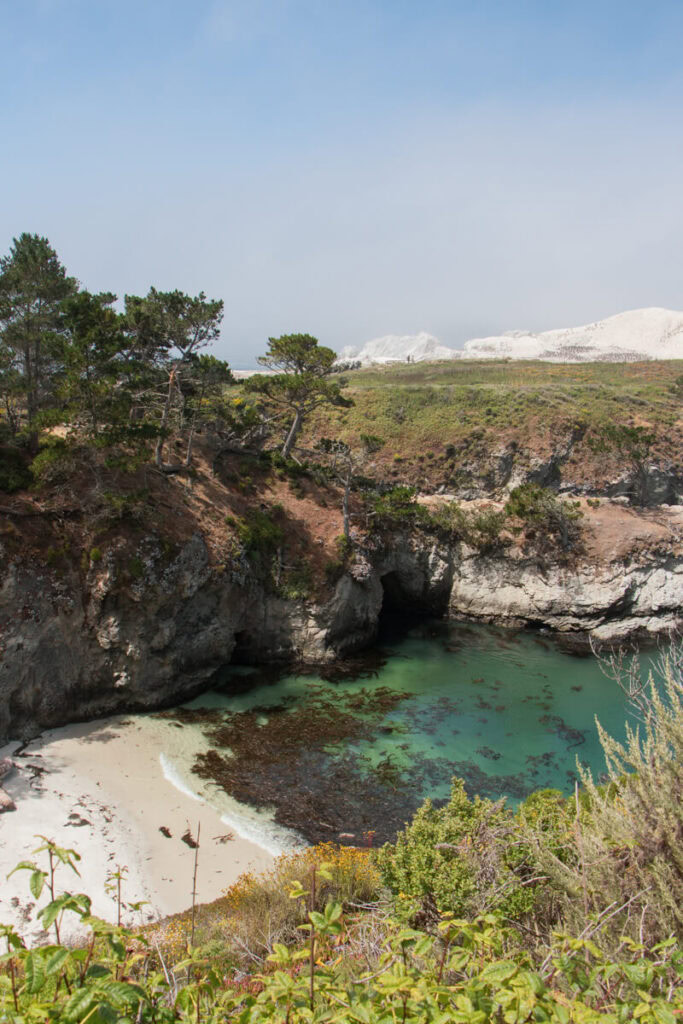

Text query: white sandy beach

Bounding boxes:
[0,715,275,944]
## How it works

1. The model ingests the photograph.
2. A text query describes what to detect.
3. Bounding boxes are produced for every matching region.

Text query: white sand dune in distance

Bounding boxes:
[340,307,683,365]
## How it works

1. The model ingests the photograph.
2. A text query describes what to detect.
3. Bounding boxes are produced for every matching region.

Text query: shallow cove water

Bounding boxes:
[154,619,657,849]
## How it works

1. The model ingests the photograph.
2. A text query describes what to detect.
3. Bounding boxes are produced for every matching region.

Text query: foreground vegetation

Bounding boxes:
[2,646,681,1021]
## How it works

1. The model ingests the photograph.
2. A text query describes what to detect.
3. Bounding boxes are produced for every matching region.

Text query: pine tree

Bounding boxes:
[0,234,77,439]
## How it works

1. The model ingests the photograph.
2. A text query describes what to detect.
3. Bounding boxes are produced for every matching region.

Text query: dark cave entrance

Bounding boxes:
[377,570,447,643]
[230,629,256,665]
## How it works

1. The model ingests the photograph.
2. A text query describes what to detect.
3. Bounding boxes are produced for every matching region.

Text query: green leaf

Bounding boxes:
[45,947,71,975]
[7,859,38,876]
[39,896,69,928]
[85,964,112,980]
[480,961,518,984]
[29,869,47,900]
[652,1003,677,1024]
[412,936,435,958]
[99,979,146,1006]
[63,986,96,1021]
[92,1002,118,1024]
[24,951,47,994]
[267,943,292,965]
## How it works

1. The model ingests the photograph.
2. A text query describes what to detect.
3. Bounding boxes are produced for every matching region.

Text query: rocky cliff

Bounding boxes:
[1,502,681,744]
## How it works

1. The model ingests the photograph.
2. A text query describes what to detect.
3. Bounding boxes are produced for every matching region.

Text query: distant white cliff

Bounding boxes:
[339,331,455,365]
[340,308,683,365]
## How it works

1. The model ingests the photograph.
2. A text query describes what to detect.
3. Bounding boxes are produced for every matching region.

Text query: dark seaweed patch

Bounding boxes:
[476,746,502,761]
[538,714,587,749]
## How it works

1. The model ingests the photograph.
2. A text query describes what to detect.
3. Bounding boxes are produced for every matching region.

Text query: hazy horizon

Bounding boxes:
[4,1,683,366]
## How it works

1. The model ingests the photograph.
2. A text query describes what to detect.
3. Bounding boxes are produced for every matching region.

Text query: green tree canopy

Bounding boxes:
[0,233,78,437]
[247,333,350,458]
[57,290,160,448]
[122,288,225,471]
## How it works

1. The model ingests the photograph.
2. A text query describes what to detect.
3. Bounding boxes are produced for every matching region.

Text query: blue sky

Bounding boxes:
[2,1,683,364]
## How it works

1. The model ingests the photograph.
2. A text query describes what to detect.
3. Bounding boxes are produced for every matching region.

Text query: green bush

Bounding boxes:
[127,555,144,580]
[467,508,509,552]
[29,437,74,484]
[324,534,354,584]
[277,558,312,599]
[505,483,582,550]
[368,485,431,532]
[376,779,537,924]
[430,500,508,552]
[4,736,683,1024]
[235,506,284,555]
[95,488,150,524]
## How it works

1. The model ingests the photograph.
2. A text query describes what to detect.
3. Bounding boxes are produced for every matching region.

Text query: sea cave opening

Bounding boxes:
[230,629,256,665]
[377,570,447,643]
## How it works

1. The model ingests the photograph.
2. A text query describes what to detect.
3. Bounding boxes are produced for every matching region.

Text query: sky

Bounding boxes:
[2,1,683,366]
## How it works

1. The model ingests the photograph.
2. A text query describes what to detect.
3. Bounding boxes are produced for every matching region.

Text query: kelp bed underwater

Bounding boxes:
[156,621,647,846]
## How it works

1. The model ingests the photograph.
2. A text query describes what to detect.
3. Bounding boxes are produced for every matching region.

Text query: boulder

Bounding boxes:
[0,787,16,812]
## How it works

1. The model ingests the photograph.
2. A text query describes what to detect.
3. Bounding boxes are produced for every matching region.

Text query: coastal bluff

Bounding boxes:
[1,501,681,744]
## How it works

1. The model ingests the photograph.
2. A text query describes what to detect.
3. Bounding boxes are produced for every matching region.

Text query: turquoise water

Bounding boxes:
[161,620,656,846]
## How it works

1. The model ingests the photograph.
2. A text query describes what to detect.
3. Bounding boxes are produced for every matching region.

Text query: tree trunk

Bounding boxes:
[281,407,303,459]
[184,417,196,467]
[342,479,350,540]
[155,364,179,471]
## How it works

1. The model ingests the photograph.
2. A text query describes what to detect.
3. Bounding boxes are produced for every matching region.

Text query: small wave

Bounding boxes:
[159,753,204,802]
[218,806,304,858]
[159,753,303,856]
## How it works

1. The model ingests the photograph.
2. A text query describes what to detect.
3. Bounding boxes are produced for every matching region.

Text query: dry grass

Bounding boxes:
[145,842,382,971]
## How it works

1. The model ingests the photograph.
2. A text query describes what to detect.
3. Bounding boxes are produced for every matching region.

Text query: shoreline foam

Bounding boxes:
[159,749,303,857]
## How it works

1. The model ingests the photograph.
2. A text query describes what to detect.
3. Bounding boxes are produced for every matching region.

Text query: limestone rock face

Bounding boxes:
[448,548,683,637]
[0,526,681,744]
[453,447,682,506]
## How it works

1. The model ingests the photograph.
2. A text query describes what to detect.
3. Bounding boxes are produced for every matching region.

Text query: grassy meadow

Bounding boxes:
[305,359,683,488]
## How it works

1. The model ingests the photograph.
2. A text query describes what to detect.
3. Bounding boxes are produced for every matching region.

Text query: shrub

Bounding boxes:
[95,488,150,525]
[505,483,582,550]
[324,534,353,584]
[277,558,312,599]
[235,506,284,555]
[467,508,509,552]
[376,779,537,925]
[4,792,683,1021]
[531,643,683,950]
[29,437,75,484]
[149,842,381,969]
[430,501,508,552]
[267,451,309,480]
[127,555,144,580]
[368,486,431,532]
